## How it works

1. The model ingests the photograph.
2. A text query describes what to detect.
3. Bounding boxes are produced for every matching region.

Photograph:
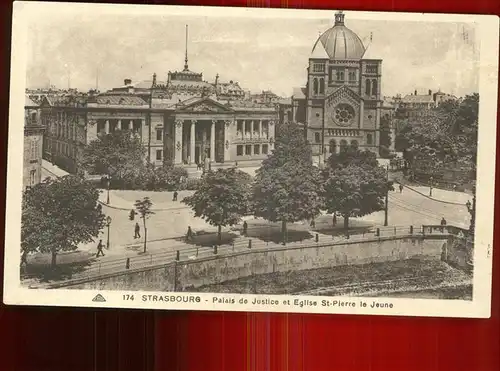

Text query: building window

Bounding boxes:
[30,170,36,186]
[254,145,260,155]
[348,69,357,82]
[237,145,243,156]
[133,120,141,133]
[245,145,252,155]
[365,80,371,95]
[335,69,345,82]
[367,64,378,74]
[367,133,373,145]
[313,63,325,72]
[262,144,269,155]
[97,120,105,134]
[156,129,163,141]
[31,112,37,123]
[313,78,318,95]
[319,78,325,94]
[237,120,243,135]
[156,150,163,161]
[329,139,337,153]
[314,132,321,143]
[371,79,378,96]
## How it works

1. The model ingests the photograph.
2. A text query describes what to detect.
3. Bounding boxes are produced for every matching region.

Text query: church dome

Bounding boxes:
[311,12,366,60]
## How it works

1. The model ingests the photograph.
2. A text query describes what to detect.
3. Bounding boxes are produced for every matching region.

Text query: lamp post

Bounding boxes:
[106,176,110,205]
[384,164,389,226]
[106,215,112,249]
[429,176,434,197]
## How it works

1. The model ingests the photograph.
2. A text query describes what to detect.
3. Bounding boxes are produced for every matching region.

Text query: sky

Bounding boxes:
[25,6,479,98]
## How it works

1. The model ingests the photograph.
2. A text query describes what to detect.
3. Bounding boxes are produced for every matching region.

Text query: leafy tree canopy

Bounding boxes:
[22,175,105,266]
[323,149,392,228]
[183,168,252,239]
[253,122,322,225]
[80,130,146,180]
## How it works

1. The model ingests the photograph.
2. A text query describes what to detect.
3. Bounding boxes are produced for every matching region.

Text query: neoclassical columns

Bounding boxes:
[174,119,183,165]
[210,120,216,161]
[190,120,196,164]
[105,120,110,134]
[117,119,122,130]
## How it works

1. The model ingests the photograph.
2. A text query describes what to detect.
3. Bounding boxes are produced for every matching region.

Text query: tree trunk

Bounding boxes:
[143,218,147,253]
[218,225,222,243]
[343,213,349,231]
[51,247,57,268]
[281,220,287,245]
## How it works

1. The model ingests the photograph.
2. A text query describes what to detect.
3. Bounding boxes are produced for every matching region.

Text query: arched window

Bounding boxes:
[365,79,371,95]
[371,79,378,96]
[340,139,348,152]
[313,78,319,95]
[329,139,337,153]
[350,140,359,150]
[314,132,321,143]
[319,78,325,94]
[367,134,373,145]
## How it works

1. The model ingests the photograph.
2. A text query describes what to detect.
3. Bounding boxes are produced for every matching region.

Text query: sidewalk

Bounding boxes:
[98,190,193,211]
[404,185,471,205]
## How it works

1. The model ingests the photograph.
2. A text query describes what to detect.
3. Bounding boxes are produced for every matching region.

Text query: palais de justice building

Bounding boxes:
[36,28,277,175]
[292,12,383,162]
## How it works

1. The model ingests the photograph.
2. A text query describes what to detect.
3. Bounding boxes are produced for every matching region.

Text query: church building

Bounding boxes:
[291,12,383,163]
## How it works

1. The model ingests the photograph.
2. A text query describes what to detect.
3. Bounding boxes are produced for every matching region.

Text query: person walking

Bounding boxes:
[173,191,178,202]
[96,240,105,257]
[186,226,194,242]
[242,221,248,236]
[332,213,337,227]
[134,222,141,239]
[399,183,404,193]
[440,217,447,232]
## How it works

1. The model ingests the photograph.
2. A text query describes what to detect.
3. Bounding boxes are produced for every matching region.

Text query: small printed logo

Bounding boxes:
[92,293,106,303]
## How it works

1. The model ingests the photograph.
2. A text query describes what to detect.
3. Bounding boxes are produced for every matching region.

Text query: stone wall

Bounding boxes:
[67,235,448,292]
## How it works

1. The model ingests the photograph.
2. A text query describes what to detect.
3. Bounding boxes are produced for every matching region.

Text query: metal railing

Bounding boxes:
[31,224,467,287]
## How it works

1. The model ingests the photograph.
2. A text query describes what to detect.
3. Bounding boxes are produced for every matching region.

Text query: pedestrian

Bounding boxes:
[186,226,194,242]
[429,186,433,197]
[440,217,447,232]
[242,221,248,236]
[332,213,337,227]
[453,184,457,192]
[134,222,141,239]
[399,183,404,193]
[96,239,105,257]
[173,190,178,202]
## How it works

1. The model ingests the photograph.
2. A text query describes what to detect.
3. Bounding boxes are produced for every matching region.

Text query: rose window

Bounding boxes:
[334,104,355,126]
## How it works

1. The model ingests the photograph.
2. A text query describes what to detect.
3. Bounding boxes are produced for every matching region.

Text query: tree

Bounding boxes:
[323,148,392,231]
[80,129,146,182]
[134,197,155,253]
[397,94,479,182]
[21,175,105,268]
[182,168,252,242]
[252,122,322,243]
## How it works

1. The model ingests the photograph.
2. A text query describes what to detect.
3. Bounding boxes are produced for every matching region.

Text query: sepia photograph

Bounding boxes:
[3,1,499,317]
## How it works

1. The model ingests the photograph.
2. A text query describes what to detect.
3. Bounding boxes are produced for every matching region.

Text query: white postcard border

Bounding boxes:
[3,2,499,318]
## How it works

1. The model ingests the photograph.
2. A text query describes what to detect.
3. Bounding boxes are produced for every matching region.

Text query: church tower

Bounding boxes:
[296,11,383,162]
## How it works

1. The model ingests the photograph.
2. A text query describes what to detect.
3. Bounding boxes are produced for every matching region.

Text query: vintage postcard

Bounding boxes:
[3,1,499,317]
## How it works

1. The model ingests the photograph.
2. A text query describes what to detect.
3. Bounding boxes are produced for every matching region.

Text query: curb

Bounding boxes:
[400,184,469,206]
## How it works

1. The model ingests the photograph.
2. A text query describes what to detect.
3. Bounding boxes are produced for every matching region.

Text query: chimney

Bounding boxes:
[428,89,432,95]
[414,89,417,95]
[124,78,132,86]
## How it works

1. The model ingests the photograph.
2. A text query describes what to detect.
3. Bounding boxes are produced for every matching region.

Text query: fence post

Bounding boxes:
[150,254,153,265]
[176,250,180,261]
[125,258,130,270]
[196,248,199,257]
[410,225,413,235]
[213,245,218,255]
[232,242,235,251]
[394,227,397,235]
[98,263,101,275]
[248,239,252,249]
[376,228,380,237]
[315,233,319,243]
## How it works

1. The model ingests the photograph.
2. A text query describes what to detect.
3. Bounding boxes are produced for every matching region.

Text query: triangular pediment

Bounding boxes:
[177,97,233,113]
[39,96,53,107]
[325,85,361,108]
